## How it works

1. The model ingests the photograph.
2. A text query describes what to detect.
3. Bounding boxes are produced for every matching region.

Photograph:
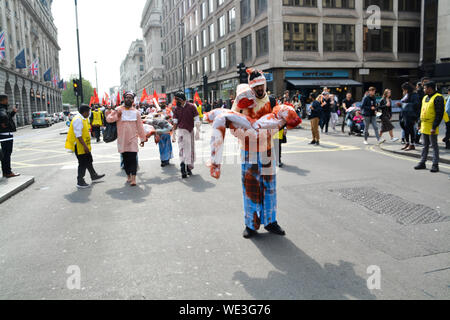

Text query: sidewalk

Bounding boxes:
[0,176,35,204]
[379,143,450,165]
[300,119,450,164]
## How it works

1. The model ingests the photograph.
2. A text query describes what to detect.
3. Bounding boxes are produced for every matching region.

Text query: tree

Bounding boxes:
[62,76,94,105]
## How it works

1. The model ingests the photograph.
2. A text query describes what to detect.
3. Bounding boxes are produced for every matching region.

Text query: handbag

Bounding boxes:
[103,122,117,143]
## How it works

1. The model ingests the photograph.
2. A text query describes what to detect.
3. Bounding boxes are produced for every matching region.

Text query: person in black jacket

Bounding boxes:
[397,83,420,151]
[308,92,322,146]
[361,87,381,145]
[0,95,20,178]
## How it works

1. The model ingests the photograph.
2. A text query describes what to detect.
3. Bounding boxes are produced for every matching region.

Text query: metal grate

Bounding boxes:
[332,187,450,226]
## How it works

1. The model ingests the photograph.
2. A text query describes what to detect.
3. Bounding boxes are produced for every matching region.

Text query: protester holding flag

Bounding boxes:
[106,91,148,187]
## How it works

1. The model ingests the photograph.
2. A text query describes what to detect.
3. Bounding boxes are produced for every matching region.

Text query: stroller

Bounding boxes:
[345,107,363,136]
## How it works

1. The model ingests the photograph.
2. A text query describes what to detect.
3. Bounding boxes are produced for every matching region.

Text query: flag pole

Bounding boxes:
[75,0,84,109]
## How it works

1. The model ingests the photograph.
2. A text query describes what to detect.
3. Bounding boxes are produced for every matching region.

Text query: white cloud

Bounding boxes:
[53,0,146,97]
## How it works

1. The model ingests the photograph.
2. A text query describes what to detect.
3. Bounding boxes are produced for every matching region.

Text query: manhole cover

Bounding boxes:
[331,187,450,226]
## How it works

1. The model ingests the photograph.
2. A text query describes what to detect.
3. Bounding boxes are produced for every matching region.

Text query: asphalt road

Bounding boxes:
[0,121,449,300]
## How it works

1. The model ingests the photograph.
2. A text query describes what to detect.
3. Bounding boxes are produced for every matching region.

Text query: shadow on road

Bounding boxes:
[280,165,310,177]
[64,187,93,203]
[105,178,151,204]
[233,235,377,300]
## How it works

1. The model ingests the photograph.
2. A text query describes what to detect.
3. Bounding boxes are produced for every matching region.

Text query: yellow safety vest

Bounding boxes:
[65,114,92,155]
[421,93,443,135]
[196,104,203,119]
[444,97,449,123]
[91,110,104,126]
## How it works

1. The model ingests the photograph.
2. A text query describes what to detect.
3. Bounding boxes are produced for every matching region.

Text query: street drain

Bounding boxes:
[332,187,450,226]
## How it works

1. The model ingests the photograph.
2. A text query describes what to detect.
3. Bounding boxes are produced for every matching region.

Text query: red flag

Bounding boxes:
[116,92,121,106]
[172,98,176,107]
[153,90,158,103]
[89,96,94,107]
[93,89,99,104]
[141,89,148,103]
[194,92,202,106]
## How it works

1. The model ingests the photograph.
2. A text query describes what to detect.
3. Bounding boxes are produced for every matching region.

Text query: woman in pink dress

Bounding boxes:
[106,92,148,186]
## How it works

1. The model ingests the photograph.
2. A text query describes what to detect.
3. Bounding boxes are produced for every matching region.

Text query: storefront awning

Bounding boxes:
[286,79,363,88]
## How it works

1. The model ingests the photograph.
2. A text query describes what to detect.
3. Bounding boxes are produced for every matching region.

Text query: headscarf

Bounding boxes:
[174,91,186,101]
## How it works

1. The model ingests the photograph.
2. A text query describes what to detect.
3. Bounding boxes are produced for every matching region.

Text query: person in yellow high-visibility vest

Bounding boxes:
[90,105,105,143]
[66,105,105,189]
[443,88,450,149]
[415,82,446,173]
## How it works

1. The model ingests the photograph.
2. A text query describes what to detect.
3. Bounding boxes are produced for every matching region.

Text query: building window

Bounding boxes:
[202,29,208,48]
[241,0,251,25]
[323,0,355,9]
[218,15,226,38]
[398,0,421,12]
[283,23,318,51]
[283,0,317,7]
[228,8,236,32]
[210,52,216,72]
[229,42,236,68]
[398,27,420,53]
[363,26,393,52]
[201,2,207,20]
[209,0,214,13]
[219,47,227,69]
[209,24,215,43]
[218,0,225,6]
[203,56,209,73]
[364,0,393,11]
[323,24,355,51]
[241,34,252,62]
[255,0,267,16]
[256,26,269,56]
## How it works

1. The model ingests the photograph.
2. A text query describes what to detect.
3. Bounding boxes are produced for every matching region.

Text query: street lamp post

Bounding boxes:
[179,22,186,95]
[94,61,99,92]
[74,0,83,108]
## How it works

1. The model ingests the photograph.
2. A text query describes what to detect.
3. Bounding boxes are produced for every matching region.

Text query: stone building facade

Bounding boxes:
[0,0,62,127]
[138,0,165,96]
[120,40,145,94]
[162,0,423,101]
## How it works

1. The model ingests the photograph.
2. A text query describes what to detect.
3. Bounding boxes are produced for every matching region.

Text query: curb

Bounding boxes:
[0,176,35,204]
[379,144,450,165]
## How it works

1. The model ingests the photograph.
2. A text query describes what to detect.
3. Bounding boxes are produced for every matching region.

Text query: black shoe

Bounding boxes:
[278,162,284,168]
[243,227,258,239]
[161,161,167,167]
[187,168,193,176]
[77,181,90,189]
[315,141,320,146]
[181,163,188,179]
[430,166,439,173]
[91,174,105,182]
[414,163,426,170]
[265,222,286,236]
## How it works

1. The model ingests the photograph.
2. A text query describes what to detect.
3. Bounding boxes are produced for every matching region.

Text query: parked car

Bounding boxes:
[59,112,65,121]
[32,111,52,128]
[52,113,60,123]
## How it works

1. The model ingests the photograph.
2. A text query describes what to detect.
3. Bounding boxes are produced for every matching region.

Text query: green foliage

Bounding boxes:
[62,76,94,105]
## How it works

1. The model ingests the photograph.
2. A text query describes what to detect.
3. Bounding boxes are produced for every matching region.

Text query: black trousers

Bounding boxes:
[401,120,416,144]
[92,126,101,141]
[1,137,13,175]
[122,152,137,176]
[75,148,95,183]
[320,112,331,132]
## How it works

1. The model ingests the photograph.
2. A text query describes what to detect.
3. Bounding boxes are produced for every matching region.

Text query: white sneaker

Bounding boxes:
[364,141,369,145]
[391,138,399,142]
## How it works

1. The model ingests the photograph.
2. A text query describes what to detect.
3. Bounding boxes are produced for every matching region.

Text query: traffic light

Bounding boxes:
[72,79,82,97]
[237,63,248,84]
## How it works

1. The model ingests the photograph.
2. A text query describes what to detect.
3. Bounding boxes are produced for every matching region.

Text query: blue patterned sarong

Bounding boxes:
[241,149,277,231]
[159,134,173,162]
